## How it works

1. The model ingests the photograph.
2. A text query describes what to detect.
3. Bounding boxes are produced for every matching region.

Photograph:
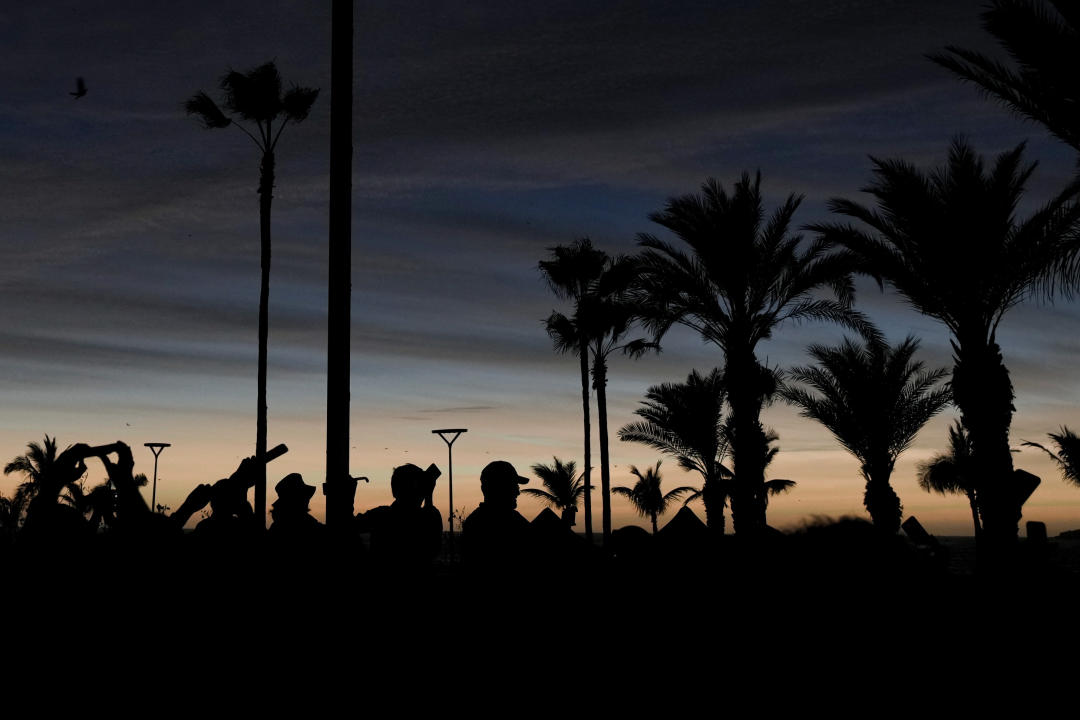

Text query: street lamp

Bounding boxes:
[144,442,171,513]
[432,428,466,560]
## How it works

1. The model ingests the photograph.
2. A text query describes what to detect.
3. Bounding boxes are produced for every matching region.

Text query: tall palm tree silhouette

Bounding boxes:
[524,457,588,525]
[813,138,1080,553]
[931,1,1080,153]
[578,256,656,547]
[540,239,607,543]
[782,333,952,533]
[635,173,866,535]
[918,420,981,538]
[1023,426,1080,487]
[186,62,318,522]
[613,461,696,534]
[618,368,734,533]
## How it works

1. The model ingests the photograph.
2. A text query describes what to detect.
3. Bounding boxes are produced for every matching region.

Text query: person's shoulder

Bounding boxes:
[462,504,488,528]
[361,505,392,519]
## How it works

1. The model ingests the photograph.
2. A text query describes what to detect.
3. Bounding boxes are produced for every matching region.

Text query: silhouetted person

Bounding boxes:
[356,463,442,571]
[269,473,323,541]
[461,460,531,571]
[169,483,214,530]
[70,77,86,99]
[193,457,259,544]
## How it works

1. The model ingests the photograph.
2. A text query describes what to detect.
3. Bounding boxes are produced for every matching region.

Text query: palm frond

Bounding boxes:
[221,61,283,123]
[184,91,231,129]
[1023,425,1080,486]
[281,85,320,123]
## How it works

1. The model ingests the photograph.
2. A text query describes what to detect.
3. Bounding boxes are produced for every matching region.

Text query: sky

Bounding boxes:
[2,0,1079,535]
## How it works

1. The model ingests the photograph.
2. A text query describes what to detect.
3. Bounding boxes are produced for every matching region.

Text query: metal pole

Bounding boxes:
[432,429,466,560]
[144,443,170,513]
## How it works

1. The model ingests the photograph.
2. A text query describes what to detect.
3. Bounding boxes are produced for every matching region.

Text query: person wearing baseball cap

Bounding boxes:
[462,460,531,571]
[478,460,530,507]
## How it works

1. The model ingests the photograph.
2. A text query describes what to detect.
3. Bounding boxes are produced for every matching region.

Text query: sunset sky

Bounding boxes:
[2,0,1079,535]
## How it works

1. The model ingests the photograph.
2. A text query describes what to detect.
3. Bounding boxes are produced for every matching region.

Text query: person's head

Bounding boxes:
[209,477,245,515]
[271,473,316,519]
[479,461,529,510]
[390,464,426,507]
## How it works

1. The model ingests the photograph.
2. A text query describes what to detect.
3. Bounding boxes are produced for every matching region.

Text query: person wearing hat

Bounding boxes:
[461,460,532,571]
[268,472,323,543]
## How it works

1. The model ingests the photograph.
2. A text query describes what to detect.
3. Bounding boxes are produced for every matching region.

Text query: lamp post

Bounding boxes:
[432,428,466,560]
[144,442,171,513]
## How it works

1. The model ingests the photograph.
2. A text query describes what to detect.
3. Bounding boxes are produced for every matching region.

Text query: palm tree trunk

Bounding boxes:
[862,467,902,533]
[725,352,767,535]
[255,149,274,527]
[701,477,725,535]
[966,488,981,539]
[579,338,593,543]
[952,339,1017,560]
[593,356,612,547]
[651,513,658,534]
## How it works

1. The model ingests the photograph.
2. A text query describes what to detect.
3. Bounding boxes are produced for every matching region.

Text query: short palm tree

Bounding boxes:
[634,173,867,534]
[186,61,319,523]
[678,425,796,522]
[618,368,734,532]
[3,435,83,519]
[1023,426,1080,487]
[918,420,982,537]
[540,238,608,542]
[613,461,696,534]
[524,457,588,525]
[812,138,1080,551]
[931,1,1080,153]
[782,333,952,533]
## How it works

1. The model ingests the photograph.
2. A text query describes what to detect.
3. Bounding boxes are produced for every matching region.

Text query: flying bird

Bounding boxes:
[70,77,86,99]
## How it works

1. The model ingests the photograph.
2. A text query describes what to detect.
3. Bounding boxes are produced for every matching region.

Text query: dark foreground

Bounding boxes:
[5,531,1078,709]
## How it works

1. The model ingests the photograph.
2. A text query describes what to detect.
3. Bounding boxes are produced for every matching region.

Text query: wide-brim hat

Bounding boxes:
[273,472,316,506]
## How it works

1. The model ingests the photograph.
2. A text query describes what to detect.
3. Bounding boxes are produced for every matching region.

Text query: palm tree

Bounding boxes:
[781,333,952,533]
[186,61,319,523]
[618,368,734,532]
[578,256,656,547]
[678,425,796,525]
[540,238,608,543]
[4,435,72,518]
[918,420,982,537]
[634,173,867,535]
[524,457,588,525]
[613,461,696,534]
[1023,426,1080,487]
[0,492,19,539]
[813,138,1080,552]
[931,1,1080,154]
